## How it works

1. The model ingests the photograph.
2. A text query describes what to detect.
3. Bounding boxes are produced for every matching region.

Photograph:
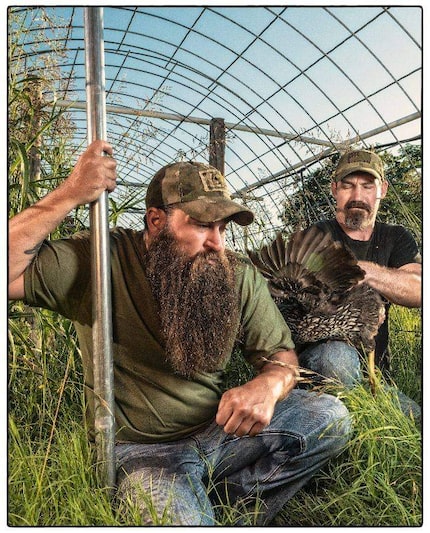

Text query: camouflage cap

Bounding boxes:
[145,161,254,226]
[334,149,385,182]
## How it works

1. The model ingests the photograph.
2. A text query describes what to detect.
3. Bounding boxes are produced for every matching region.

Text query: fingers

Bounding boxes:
[87,141,117,189]
[88,139,113,157]
[86,140,117,184]
[221,408,270,437]
[224,414,266,438]
[101,153,117,192]
[216,388,273,438]
[64,141,118,205]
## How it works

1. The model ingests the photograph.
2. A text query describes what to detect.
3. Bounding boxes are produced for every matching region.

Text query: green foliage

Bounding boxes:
[276,381,421,526]
[8,304,85,442]
[279,153,339,230]
[388,306,422,403]
[379,145,422,243]
[8,8,79,227]
[222,349,256,390]
[8,418,118,526]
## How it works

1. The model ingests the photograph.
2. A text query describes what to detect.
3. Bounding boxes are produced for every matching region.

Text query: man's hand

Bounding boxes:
[59,139,117,206]
[216,378,278,437]
[216,349,298,437]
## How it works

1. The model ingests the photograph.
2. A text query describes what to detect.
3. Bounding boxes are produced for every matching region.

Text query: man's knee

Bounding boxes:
[299,340,361,387]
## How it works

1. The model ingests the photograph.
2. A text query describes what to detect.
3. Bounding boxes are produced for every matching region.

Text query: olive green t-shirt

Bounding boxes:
[24,228,294,443]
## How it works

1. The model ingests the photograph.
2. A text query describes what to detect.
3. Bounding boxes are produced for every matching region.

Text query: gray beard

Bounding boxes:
[344,210,370,230]
[343,201,373,230]
[145,228,240,378]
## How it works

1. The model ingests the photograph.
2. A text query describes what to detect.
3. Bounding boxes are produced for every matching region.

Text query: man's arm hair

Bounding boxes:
[358,260,421,308]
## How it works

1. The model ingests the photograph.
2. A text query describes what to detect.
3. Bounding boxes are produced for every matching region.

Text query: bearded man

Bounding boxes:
[298,149,421,386]
[9,140,351,525]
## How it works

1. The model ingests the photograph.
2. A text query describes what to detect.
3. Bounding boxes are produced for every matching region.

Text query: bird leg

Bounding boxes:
[368,349,377,396]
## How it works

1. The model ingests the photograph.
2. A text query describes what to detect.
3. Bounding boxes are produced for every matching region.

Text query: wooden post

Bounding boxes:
[209,117,225,174]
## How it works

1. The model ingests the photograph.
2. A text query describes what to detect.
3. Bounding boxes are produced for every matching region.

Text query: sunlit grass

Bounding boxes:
[8,304,421,526]
[276,380,421,526]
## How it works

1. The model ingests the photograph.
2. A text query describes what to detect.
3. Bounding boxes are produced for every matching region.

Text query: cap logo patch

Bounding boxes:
[347,151,372,164]
[199,169,226,192]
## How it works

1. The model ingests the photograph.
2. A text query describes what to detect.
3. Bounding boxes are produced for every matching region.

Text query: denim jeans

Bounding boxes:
[299,340,421,421]
[299,340,361,388]
[115,389,351,525]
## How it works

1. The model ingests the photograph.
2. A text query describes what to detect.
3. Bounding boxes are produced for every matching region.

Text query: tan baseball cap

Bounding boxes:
[334,149,385,182]
[145,161,254,226]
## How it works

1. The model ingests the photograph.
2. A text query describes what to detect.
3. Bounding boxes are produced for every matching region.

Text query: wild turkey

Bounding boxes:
[247,226,384,354]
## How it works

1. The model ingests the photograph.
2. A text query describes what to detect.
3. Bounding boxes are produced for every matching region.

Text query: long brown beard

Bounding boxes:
[145,228,240,378]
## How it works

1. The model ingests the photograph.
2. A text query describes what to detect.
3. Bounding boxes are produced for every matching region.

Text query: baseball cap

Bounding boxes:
[145,161,254,226]
[334,149,385,182]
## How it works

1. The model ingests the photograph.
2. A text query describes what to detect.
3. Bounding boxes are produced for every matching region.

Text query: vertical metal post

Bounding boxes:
[209,118,225,174]
[84,7,115,491]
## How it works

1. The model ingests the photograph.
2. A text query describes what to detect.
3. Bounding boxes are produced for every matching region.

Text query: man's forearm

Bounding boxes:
[257,349,299,401]
[358,260,421,307]
[8,186,77,285]
[9,140,117,293]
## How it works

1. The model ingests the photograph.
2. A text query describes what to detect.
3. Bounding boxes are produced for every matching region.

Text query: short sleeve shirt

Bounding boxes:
[24,228,294,443]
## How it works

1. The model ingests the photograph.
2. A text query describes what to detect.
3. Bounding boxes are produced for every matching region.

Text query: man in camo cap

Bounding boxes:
[300,148,421,391]
[9,141,351,525]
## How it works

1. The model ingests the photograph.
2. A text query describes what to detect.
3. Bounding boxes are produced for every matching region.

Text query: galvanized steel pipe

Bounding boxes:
[84,6,116,491]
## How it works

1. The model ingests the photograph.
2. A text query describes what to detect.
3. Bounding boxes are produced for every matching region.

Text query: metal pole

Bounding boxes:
[84,7,116,491]
[50,99,421,149]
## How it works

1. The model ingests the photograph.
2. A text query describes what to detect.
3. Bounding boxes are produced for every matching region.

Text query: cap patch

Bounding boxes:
[199,169,227,193]
[334,149,385,182]
[347,151,372,165]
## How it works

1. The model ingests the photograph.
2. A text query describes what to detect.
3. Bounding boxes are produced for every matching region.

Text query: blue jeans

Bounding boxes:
[299,340,361,388]
[115,389,350,526]
[299,340,421,421]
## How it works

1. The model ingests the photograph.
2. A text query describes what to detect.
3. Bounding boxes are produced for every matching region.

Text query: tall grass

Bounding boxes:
[8,304,421,526]
[389,305,422,403]
[276,382,421,526]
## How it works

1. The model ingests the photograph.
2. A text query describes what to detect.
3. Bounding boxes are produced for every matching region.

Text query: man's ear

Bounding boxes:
[330,181,338,198]
[379,180,389,200]
[146,207,168,235]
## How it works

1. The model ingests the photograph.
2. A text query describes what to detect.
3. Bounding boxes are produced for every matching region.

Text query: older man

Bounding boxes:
[299,149,421,387]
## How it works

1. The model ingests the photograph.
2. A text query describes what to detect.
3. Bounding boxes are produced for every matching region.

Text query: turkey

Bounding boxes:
[247,226,384,353]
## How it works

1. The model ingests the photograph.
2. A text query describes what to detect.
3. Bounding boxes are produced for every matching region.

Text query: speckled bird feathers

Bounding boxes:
[247,226,383,351]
